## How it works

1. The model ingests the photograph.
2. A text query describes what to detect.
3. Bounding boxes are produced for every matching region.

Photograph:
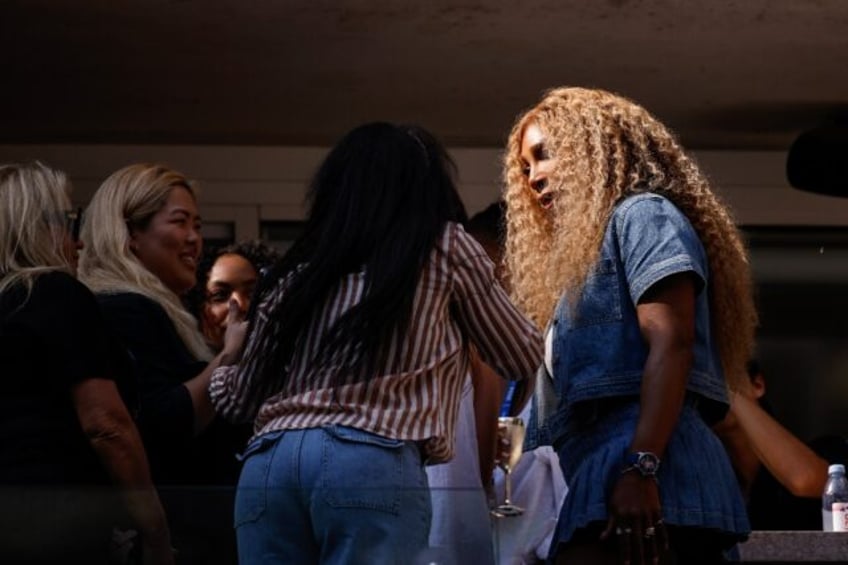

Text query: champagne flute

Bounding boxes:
[492,416,525,517]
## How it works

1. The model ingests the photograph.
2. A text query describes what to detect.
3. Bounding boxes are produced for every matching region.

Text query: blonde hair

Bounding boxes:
[503,87,757,389]
[0,162,73,295]
[78,163,212,361]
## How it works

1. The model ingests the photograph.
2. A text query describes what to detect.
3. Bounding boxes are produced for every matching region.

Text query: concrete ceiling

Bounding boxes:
[1,0,847,149]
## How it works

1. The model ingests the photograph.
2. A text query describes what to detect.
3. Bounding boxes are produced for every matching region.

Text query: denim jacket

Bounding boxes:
[526,193,729,450]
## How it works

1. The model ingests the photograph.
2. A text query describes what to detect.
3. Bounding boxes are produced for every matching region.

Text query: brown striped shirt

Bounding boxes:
[209,222,542,463]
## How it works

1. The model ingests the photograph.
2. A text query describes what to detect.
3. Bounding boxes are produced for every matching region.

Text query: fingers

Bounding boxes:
[632,522,646,565]
[607,474,666,564]
[226,298,244,323]
[607,517,666,565]
[643,524,658,565]
[616,524,633,565]
[654,518,670,554]
[221,298,250,363]
[642,517,667,565]
[225,298,248,332]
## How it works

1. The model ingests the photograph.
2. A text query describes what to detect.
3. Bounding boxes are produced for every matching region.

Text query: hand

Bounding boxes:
[141,531,175,565]
[601,471,669,565]
[221,298,248,364]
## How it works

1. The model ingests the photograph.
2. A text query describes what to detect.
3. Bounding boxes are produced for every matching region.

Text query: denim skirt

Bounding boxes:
[550,398,749,556]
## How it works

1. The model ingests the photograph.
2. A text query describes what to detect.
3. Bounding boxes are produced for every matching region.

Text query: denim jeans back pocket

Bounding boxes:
[234,431,284,528]
[321,425,406,514]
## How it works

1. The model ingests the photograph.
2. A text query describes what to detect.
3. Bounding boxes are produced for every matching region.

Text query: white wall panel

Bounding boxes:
[3,145,848,226]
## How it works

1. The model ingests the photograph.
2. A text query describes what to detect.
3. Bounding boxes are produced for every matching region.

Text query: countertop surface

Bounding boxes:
[739,531,848,562]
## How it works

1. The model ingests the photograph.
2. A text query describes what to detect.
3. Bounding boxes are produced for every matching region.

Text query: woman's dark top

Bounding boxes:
[0,271,126,562]
[0,271,120,485]
[96,292,248,486]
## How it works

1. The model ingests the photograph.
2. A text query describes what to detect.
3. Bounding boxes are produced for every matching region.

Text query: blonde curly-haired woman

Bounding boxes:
[503,87,757,565]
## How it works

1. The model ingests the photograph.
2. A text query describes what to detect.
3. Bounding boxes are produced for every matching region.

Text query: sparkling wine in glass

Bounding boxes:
[492,416,525,517]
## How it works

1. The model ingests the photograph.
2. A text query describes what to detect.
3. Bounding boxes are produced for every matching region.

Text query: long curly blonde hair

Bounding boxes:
[503,87,757,389]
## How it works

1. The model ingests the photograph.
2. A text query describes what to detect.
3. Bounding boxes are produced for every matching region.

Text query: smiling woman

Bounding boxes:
[127,186,202,297]
[78,163,249,564]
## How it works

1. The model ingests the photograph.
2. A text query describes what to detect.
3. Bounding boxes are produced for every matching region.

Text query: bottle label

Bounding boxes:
[832,502,848,532]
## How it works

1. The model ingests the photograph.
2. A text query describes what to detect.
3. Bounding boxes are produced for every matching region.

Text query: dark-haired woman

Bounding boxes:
[210,123,543,564]
[186,240,281,353]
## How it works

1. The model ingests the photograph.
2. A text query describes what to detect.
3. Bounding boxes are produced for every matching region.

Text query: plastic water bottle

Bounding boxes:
[822,463,848,531]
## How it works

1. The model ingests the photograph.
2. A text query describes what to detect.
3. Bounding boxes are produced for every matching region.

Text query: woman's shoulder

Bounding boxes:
[427,222,485,277]
[93,290,193,363]
[612,192,694,234]
[614,192,680,216]
[34,269,87,292]
[439,221,484,259]
[1,270,82,318]
[94,290,173,330]
[31,271,99,309]
[3,272,110,340]
[96,289,163,311]
[432,222,501,295]
[440,220,462,243]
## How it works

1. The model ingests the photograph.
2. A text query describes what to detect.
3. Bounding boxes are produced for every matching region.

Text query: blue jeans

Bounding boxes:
[234,426,432,565]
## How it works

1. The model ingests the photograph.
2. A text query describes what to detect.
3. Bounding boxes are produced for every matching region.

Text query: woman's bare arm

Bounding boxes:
[73,378,174,565]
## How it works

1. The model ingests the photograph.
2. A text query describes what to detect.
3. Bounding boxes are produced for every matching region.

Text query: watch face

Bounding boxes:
[638,452,660,475]
[626,451,660,476]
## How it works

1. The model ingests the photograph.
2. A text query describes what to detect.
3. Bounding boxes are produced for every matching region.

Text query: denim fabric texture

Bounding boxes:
[550,399,750,556]
[526,193,729,452]
[521,193,750,551]
[234,426,432,565]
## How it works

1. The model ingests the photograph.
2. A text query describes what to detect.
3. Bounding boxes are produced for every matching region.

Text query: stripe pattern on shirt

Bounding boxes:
[210,222,542,463]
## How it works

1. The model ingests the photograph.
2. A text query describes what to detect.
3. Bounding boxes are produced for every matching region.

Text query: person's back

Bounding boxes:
[210,122,543,565]
[1,272,114,486]
[0,162,173,565]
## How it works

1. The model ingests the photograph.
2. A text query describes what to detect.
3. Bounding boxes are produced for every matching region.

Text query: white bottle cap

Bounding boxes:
[829,464,845,474]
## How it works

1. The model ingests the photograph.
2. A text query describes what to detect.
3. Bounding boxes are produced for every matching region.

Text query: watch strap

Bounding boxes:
[622,451,661,477]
